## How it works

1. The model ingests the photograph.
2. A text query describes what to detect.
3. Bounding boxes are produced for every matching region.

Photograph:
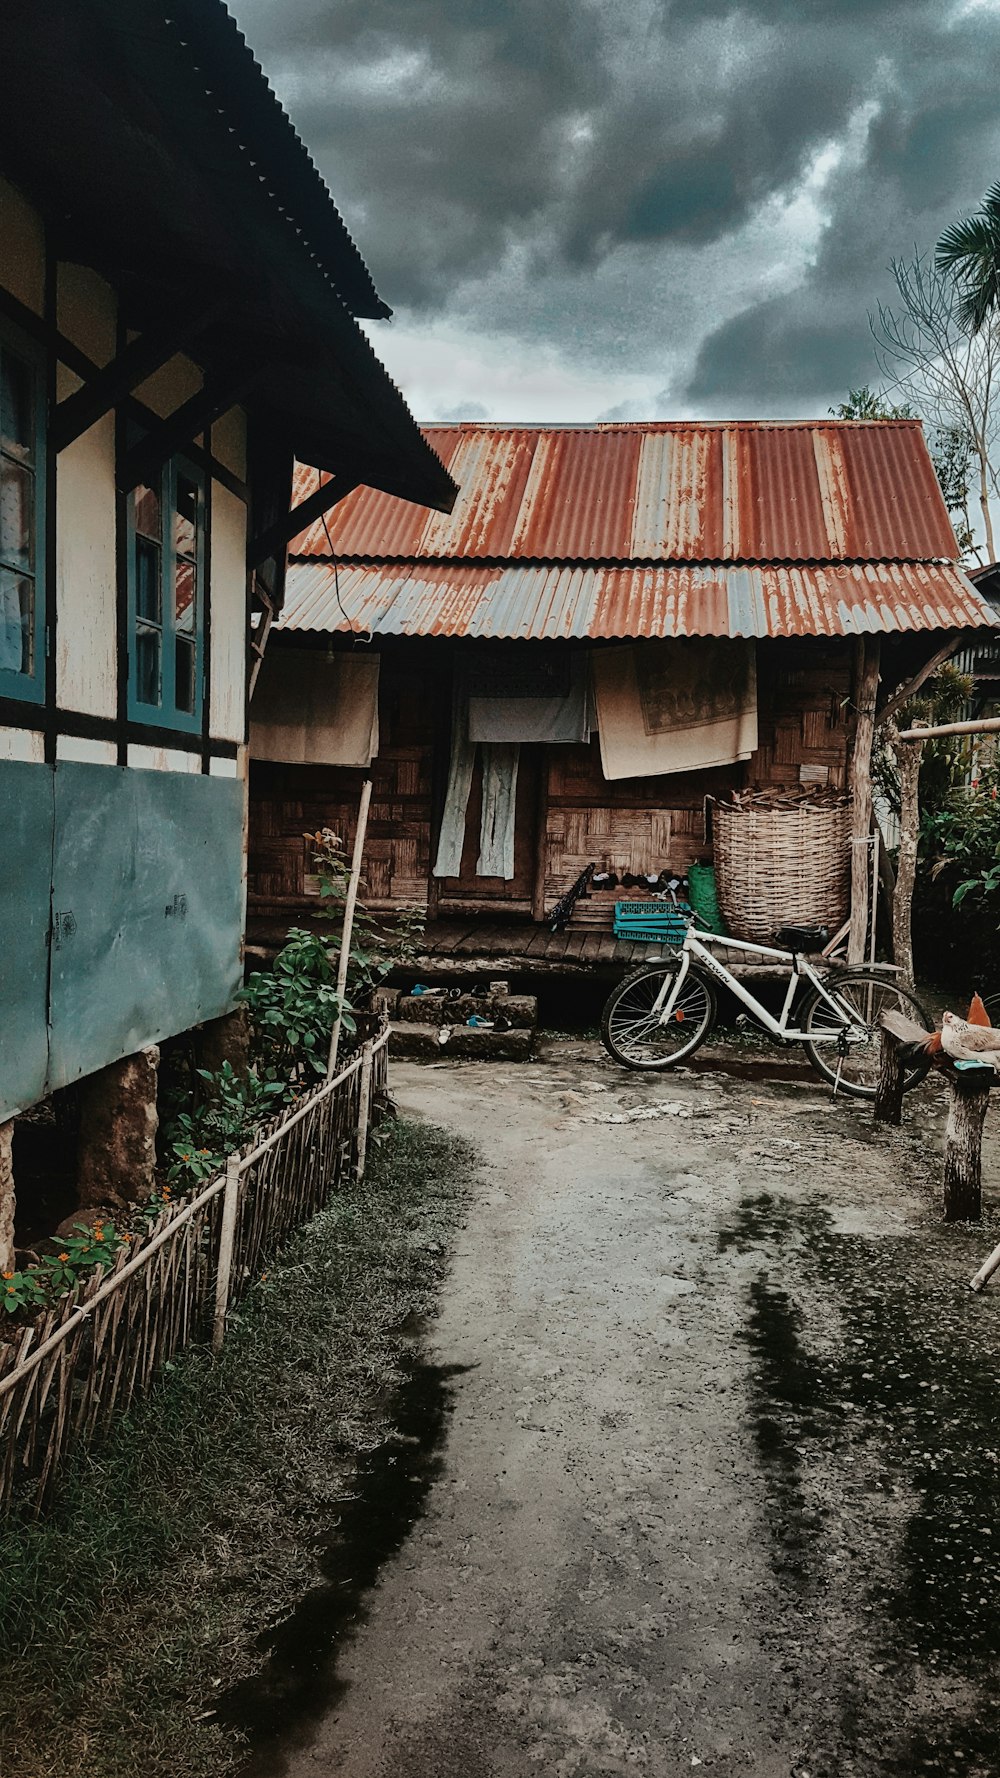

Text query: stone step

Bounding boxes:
[392,991,537,1028]
[389,1021,534,1061]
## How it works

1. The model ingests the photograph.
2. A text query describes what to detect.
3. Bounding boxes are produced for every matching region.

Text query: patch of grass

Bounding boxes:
[0,1117,473,1778]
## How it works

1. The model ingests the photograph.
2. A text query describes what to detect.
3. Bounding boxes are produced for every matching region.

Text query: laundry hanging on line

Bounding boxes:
[250,649,380,766]
[466,652,594,745]
[433,675,520,880]
[592,639,757,780]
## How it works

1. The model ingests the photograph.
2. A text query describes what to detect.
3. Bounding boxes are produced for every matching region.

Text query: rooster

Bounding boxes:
[880,994,999,1071]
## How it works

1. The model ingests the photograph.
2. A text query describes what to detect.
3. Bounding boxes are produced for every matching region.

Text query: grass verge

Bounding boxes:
[0,1116,473,1778]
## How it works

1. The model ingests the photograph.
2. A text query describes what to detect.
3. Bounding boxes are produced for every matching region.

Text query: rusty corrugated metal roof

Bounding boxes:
[291,420,959,564]
[281,559,996,642]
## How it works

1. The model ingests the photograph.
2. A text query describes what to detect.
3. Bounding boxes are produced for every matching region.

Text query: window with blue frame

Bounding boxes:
[128,456,205,731]
[0,326,45,703]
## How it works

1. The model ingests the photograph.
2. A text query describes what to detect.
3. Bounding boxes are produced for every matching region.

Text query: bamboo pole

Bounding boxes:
[327,777,373,1080]
[355,1040,375,1181]
[848,636,881,966]
[212,1154,242,1354]
[896,716,1000,742]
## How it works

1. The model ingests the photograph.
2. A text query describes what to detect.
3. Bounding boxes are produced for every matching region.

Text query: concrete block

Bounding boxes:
[395,993,537,1028]
[389,1022,534,1061]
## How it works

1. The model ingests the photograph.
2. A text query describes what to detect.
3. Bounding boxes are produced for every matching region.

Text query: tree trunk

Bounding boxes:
[942,1070,990,1222]
[874,1030,904,1126]
[978,444,995,562]
[0,1121,14,1274]
[849,636,881,965]
[889,721,922,990]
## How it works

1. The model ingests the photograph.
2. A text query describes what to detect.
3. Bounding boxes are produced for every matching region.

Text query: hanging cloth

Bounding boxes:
[433,676,476,877]
[250,650,379,766]
[467,654,592,744]
[477,744,520,878]
[592,639,757,780]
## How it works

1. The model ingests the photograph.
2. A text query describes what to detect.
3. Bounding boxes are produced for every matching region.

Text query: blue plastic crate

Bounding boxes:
[613,900,692,943]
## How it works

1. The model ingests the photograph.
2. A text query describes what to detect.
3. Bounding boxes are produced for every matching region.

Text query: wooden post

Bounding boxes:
[942,1069,990,1222]
[327,776,373,1080]
[873,1029,904,1126]
[0,1120,14,1275]
[849,636,880,965]
[355,1040,375,1182]
[886,718,922,990]
[212,1153,242,1353]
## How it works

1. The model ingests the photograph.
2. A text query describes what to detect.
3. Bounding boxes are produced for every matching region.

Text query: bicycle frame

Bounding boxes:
[650,927,867,1045]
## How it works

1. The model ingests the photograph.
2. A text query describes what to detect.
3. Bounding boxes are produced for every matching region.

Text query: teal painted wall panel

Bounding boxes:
[47,765,244,1092]
[0,760,54,1119]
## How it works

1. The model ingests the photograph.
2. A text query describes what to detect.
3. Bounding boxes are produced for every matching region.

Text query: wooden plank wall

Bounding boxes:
[248,638,854,940]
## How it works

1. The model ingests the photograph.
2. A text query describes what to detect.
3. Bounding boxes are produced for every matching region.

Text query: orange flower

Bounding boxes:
[1,1271,13,1281]
[58,1253,70,1263]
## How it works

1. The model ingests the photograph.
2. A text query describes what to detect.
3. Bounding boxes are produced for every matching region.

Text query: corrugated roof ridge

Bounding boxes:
[417,419,928,433]
[163,0,389,319]
[289,551,960,567]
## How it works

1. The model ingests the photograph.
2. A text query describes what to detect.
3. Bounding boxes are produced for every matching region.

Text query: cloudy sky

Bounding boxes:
[231,0,1000,424]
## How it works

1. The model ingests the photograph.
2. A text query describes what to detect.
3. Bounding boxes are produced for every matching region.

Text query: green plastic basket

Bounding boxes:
[613,900,691,944]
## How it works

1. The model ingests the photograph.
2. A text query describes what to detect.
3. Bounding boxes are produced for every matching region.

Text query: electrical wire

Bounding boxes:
[317,468,372,647]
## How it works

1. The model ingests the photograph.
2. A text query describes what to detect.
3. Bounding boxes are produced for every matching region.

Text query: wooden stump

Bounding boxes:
[873,1030,904,1126]
[942,1069,990,1222]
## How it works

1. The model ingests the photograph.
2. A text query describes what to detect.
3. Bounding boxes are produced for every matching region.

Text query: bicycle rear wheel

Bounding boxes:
[600,961,717,1071]
[801,971,933,1098]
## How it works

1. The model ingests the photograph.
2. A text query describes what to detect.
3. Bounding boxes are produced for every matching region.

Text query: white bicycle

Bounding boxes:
[600,918,933,1099]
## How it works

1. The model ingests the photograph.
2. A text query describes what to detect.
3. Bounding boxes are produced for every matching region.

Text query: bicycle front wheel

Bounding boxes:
[601,961,717,1071]
[801,971,933,1098]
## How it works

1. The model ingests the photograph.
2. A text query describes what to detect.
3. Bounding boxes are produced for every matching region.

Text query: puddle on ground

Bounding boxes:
[221,1334,471,1776]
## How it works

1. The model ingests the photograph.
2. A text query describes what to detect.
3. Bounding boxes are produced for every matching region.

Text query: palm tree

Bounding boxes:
[937,182,1000,332]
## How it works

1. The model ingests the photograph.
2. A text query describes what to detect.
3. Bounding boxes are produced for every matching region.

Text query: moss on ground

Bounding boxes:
[0,1117,472,1778]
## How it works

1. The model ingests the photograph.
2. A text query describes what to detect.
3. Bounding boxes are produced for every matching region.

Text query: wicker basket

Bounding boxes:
[712,798,851,943]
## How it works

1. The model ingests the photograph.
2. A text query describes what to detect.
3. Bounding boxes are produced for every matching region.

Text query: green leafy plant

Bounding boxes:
[240,928,346,1084]
[2,1220,132,1315]
[164,1063,288,1190]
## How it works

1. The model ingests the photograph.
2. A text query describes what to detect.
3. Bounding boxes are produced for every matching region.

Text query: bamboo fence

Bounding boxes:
[0,1025,390,1515]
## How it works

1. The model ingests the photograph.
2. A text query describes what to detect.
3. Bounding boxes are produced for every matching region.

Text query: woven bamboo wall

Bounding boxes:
[540,641,852,923]
[248,638,854,939]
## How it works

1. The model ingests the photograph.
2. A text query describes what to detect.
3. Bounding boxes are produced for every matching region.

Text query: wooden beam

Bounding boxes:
[848,635,881,966]
[895,715,1000,742]
[117,363,263,492]
[248,476,358,570]
[51,299,225,453]
[877,636,962,729]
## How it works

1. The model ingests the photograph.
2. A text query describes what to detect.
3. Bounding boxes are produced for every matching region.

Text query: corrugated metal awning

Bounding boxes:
[281,558,997,642]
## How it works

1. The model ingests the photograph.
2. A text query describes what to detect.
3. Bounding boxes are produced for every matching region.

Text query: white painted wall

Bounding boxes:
[134,353,202,419]
[213,407,247,481]
[0,727,44,762]
[127,743,202,774]
[55,413,117,717]
[0,175,43,314]
[56,735,117,766]
[210,484,248,743]
[209,754,240,778]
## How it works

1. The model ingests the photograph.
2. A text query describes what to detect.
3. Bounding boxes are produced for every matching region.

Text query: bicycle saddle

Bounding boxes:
[774,923,829,951]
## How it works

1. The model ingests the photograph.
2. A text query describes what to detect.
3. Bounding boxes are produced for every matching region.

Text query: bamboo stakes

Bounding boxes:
[0,1026,389,1513]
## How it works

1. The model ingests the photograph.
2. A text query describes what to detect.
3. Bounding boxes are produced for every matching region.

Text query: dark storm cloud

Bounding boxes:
[230,0,1000,415]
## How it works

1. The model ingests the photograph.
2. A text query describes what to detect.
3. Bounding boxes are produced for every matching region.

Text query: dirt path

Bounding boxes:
[266,1045,1000,1778]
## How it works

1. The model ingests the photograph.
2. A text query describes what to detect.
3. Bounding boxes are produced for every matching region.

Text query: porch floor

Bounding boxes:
[412,919,678,977]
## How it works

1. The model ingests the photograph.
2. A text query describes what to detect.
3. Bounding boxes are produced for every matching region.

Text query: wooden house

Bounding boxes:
[248,422,996,976]
[0,0,455,1218]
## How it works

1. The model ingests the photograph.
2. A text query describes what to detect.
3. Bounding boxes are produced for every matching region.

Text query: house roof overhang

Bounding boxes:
[0,0,457,514]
